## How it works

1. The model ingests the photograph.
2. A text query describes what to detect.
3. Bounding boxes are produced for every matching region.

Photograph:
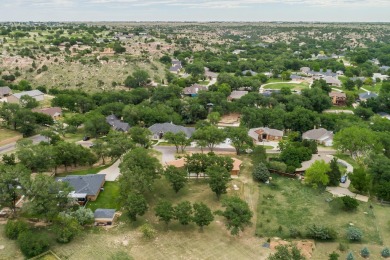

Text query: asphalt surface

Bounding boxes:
[0,135,47,154]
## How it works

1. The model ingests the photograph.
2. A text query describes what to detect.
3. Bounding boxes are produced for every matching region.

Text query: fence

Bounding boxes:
[29,250,62,260]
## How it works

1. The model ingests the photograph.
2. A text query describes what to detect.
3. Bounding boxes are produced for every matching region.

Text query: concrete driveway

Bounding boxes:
[97,159,121,181]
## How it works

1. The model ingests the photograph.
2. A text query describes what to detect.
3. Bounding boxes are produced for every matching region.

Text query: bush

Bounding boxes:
[139,223,156,239]
[346,252,355,260]
[329,251,339,260]
[346,226,363,241]
[71,207,95,226]
[268,161,287,172]
[54,214,81,243]
[18,231,50,258]
[341,196,359,211]
[360,247,370,258]
[253,162,270,182]
[306,224,337,240]
[289,227,302,238]
[5,220,29,240]
[338,243,348,252]
[382,247,390,258]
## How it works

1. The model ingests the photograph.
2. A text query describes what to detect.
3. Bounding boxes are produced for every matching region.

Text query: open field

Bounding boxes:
[256,174,390,258]
[263,82,309,91]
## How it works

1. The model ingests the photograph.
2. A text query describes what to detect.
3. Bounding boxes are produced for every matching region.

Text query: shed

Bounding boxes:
[94,209,116,225]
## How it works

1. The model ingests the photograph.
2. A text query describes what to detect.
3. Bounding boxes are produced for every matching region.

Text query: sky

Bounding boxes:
[0,0,389,22]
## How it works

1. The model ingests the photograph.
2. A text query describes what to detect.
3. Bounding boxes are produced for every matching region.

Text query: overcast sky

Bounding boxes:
[1,0,389,22]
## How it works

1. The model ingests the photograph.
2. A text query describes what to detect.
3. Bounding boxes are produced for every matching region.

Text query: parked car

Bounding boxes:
[340,175,348,183]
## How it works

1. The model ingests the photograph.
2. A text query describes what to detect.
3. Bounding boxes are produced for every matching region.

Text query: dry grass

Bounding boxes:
[0,225,24,260]
[0,128,22,142]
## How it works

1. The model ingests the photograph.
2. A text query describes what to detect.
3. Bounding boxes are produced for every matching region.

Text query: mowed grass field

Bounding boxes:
[47,155,270,260]
[256,174,390,258]
[263,82,309,91]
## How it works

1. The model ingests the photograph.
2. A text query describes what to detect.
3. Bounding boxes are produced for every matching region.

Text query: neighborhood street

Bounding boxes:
[0,135,47,154]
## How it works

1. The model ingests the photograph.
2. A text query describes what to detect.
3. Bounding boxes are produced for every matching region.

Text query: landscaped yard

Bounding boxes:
[87,182,121,211]
[256,174,389,258]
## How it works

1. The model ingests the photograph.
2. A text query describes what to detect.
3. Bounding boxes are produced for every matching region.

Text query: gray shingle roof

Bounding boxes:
[302,128,333,141]
[56,174,105,196]
[106,115,130,132]
[248,127,284,140]
[183,84,208,95]
[359,92,378,100]
[0,86,12,96]
[94,209,115,219]
[148,123,195,138]
[12,90,44,99]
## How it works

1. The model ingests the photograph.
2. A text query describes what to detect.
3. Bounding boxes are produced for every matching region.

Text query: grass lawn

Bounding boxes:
[62,129,85,143]
[87,182,121,211]
[334,153,360,169]
[0,128,22,142]
[256,174,383,246]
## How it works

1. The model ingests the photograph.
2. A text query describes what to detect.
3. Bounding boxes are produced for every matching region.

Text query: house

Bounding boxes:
[295,154,333,173]
[169,59,182,74]
[336,70,344,76]
[373,73,389,82]
[56,174,106,205]
[106,115,130,132]
[228,91,248,101]
[302,128,333,146]
[182,84,208,97]
[248,127,284,142]
[329,92,346,106]
[358,92,378,102]
[0,86,12,97]
[204,67,218,80]
[300,67,311,74]
[323,76,341,87]
[166,157,243,176]
[148,122,195,140]
[7,90,45,104]
[94,209,116,225]
[32,107,62,120]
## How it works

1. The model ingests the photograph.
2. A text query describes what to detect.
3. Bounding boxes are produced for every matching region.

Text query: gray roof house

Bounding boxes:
[182,84,208,97]
[242,70,257,76]
[0,86,12,97]
[94,209,116,225]
[228,90,248,100]
[359,92,378,101]
[56,174,106,203]
[302,128,333,147]
[7,90,45,104]
[148,122,195,140]
[106,115,130,132]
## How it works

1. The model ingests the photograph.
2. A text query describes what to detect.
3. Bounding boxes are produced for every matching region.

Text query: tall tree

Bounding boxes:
[349,167,370,193]
[155,200,174,226]
[192,202,214,231]
[225,127,253,155]
[163,131,190,153]
[119,148,162,195]
[252,162,270,182]
[327,158,342,186]
[123,192,148,221]
[304,160,330,189]
[192,126,226,152]
[84,113,110,138]
[174,201,193,225]
[129,126,152,148]
[207,165,231,200]
[218,196,253,236]
[164,165,187,193]
[124,70,150,88]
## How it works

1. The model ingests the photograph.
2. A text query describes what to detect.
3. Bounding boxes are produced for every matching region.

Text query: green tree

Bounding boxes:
[124,70,150,88]
[174,201,193,225]
[327,158,342,186]
[129,126,152,148]
[344,79,356,91]
[360,247,370,258]
[155,200,174,226]
[268,245,305,260]
[346,252,355,260]
[349,168,370,193]
[333,126,381,159]
[123,192,148,221]
[164,165,187,193]
[328,251,340,260]
[252,162,270,182]
[305,160,330,188]
[225,127,253,155]
[40,129,61,145]
[185,62,204,78]
[84,113,110,138]
[54,214,81,243]
[20,95,39,109]
[192,125,226,152]
[192,202,214,230]
[71,207,94,226]
[207,112,221,125]
[207,165,231,200]
[105,131,134,160]
[341,196,359,211]
[163,131,190,153]
[119,148,162,194]
[17,231,50,258]
[0,165,31,216]
[91,138,110,165]
[5,220,29,240]
[219,196,253,236]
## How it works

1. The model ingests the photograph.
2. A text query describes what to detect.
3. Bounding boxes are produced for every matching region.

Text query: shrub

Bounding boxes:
[382,247,390,258]
[338,243,348,252]
[5,220,29,240]
[341,196,359,211]
[346,226,363,241]
[54,214,81,243]
[253,162,270,182]
[71,207,95,226]
[346,252,355,260]
[289,227,302,238]
[139,223,156,239]
[307,224,337,240]
[17,231,50,258]
[360,247,370,258]
[268,161,287,172]
[329,251,339,260]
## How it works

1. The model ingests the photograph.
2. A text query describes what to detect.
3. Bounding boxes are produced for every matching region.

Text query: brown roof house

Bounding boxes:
[228,90,248,101]
[329,92,346,106]
[182,84,208,97]
[302,128,333,147]
[32,107,62,120]
[0,86,12,97]
[323,76,342,87]
[248,127,284,142]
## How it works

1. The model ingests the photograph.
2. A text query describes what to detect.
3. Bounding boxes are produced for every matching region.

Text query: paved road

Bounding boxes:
[0,135,47,154]
[97,159,121,181]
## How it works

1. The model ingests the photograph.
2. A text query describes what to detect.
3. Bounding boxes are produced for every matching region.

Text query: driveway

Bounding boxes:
[97,159,121,181]
[154,146,176,164]
[0,135,47,154]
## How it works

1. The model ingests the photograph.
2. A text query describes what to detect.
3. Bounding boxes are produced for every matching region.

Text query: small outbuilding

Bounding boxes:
[94,209,116,225]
